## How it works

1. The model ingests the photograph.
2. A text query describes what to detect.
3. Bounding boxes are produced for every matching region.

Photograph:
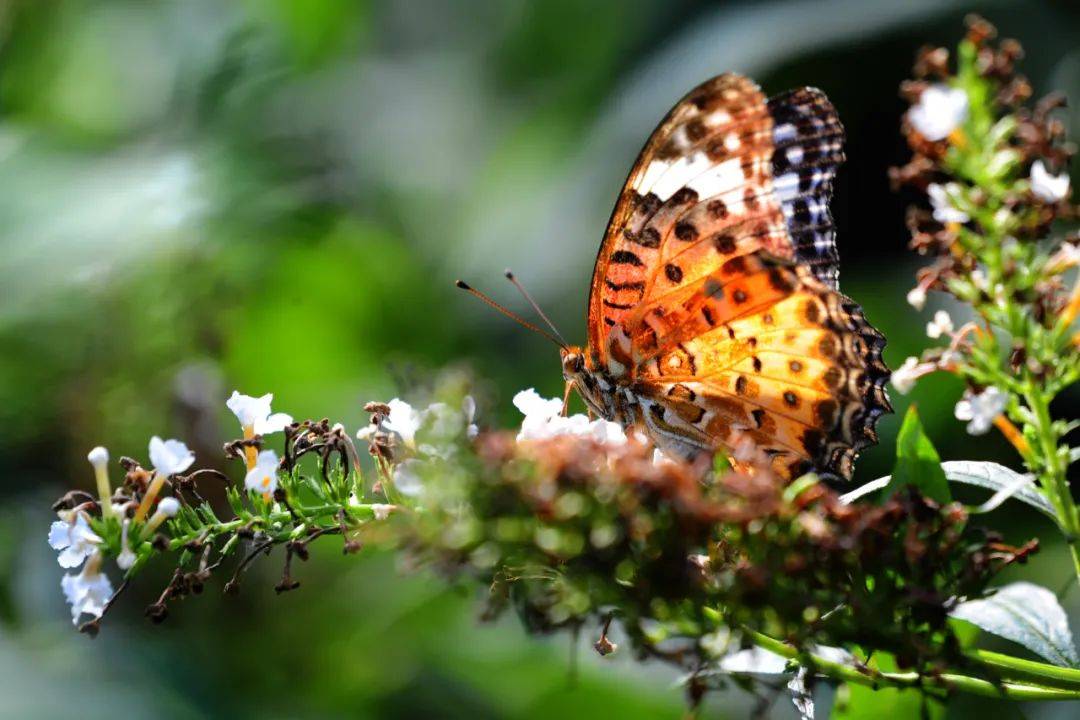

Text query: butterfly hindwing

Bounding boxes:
[768,87,845,288]
[633,255,889,479]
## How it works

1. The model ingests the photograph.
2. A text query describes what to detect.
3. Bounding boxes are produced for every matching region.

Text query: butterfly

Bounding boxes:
[554,73,891,480]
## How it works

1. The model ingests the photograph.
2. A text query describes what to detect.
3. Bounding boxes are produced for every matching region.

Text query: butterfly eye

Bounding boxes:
[562,352,584,374]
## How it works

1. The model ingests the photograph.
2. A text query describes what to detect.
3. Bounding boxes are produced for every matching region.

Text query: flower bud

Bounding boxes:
[158,497,181,518]
[87,446,109,469]
[87,446,114,519]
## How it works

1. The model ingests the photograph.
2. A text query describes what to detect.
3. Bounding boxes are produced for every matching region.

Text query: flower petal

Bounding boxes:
[48,520,72,551]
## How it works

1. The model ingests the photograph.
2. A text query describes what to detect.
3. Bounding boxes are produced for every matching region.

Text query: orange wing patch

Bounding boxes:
[632,255,889,479]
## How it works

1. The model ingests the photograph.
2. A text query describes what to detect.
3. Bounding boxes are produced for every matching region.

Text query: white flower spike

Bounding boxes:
[926,310,955,339]
[244,449,281,496]
[909,84,968,141]
[1030,160,1070,203]
[927,183,969,224]
[148,436,195,477]
[954,387,1008,435]
[227,391,294,436]
[60,552,113,626]
[48,514,103,569]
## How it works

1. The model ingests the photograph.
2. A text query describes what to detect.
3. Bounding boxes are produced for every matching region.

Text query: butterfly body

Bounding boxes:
[567,74,891,480]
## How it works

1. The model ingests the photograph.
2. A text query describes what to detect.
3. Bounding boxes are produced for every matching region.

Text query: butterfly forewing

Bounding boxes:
[588,75,848,367]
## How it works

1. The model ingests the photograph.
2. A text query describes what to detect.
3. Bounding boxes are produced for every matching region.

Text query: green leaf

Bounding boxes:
[939,461,1058,523]
[842,461,1059,526]
[952,582,1080,667]
[884,406,951,504]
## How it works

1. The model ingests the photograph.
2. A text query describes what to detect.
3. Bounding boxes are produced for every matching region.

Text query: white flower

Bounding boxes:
[139,495,184,541]
[462,396,478,440]
[244,450,280,495]
[148,436,195,476]
[157,497,181,517]
[971,269,989,291]
[939,349,962,368]
[360,397,476,452]
[890,357,924,395]
[370,503,395,521]
[116,520,136,571]
[513,388,629,445]
[590,419,627,445]
[61,554,113,626]
[906,285,927,311]
[87,445,115,519]
[954,387,1008,435]
[513,389,566,440]
[1030,160,1070,202]
[87,446,109,468]
[384,399,423,445]
[926,310,954,339]
[393,458,424,497]
[226,391,293,435]
[48,514,102,569]
[1047,243,1080,273]
[927,183,969,224]
[909,84,968,141]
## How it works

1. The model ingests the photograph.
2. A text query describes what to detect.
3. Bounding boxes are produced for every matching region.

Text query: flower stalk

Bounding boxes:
[892,15,1080,582]
[745,628,1080,701]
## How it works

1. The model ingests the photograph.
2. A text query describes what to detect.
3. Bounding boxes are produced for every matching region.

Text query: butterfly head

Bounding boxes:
[559,346,586,379]
[561,345,624,422]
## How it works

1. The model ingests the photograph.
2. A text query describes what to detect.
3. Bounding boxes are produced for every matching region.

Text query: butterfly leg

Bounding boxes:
[561,380,573,417]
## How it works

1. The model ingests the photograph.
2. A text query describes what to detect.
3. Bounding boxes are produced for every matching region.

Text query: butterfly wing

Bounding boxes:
[587,74,845,368]
[586,74,886,479]
[629,252,889,479]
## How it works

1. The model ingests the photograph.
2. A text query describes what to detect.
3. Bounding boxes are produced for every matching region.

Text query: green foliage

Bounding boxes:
[885,406,951,504]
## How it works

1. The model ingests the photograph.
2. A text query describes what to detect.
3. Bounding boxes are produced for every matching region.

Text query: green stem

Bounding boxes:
[1024,388,1080,580]
[967,648,1080,690]
[744,628,1080,701]
[167,502,373,551]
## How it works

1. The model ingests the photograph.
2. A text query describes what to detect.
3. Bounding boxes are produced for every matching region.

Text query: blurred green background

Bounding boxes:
[2,1,1080,717]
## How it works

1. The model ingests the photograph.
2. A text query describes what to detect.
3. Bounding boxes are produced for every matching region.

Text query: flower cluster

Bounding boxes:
[51,378,1080,706]
[889,15,1080,576]
[402,423,1032,702]
[47,391,388,632]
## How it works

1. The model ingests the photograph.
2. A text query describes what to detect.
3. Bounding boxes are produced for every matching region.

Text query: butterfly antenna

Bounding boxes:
[503,269,570,348]
[455,280,567,349]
